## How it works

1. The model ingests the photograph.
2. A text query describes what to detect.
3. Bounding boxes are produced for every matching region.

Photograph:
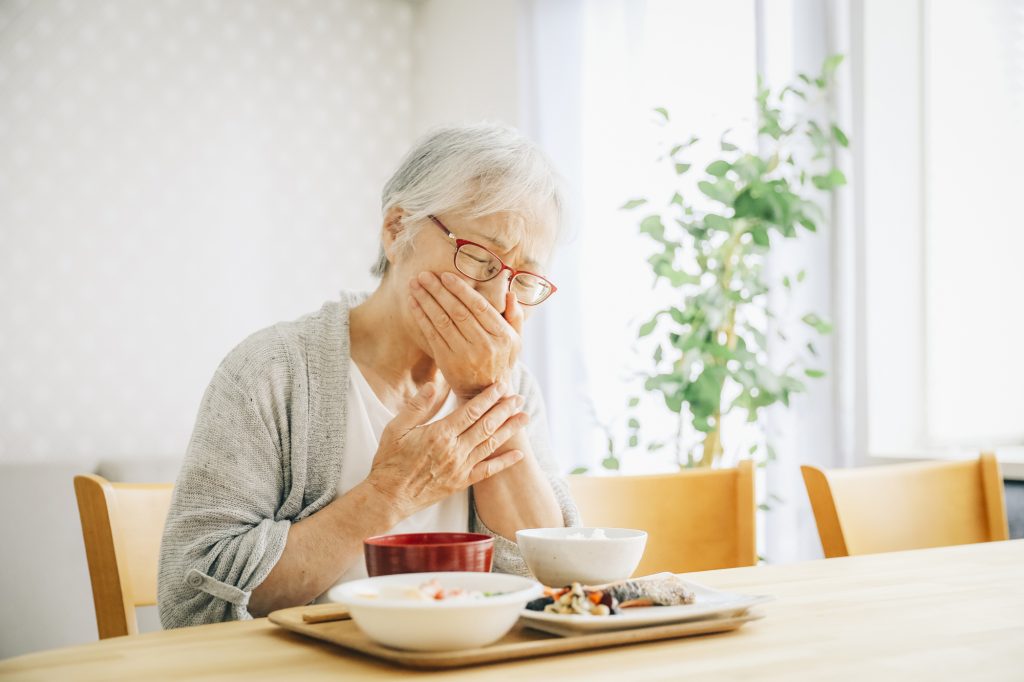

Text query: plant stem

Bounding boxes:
[701,229,742,467]
[675,410,684,468]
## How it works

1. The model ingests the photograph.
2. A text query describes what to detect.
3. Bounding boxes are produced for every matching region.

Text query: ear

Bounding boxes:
[380,206,407,266]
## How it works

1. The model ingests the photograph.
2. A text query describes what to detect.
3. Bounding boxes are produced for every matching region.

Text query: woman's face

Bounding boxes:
[383,206,558,353]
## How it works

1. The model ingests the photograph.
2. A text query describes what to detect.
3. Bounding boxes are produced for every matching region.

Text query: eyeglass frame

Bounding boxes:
[427,215,558,306]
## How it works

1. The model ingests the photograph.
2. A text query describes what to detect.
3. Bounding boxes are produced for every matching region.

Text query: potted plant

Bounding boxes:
[588,55,848,473]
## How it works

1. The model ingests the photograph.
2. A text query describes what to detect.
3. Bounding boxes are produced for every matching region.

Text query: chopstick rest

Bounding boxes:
[301,608,351,624]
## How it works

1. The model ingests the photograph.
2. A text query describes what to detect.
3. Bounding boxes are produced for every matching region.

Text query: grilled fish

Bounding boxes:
[605,574,696,608]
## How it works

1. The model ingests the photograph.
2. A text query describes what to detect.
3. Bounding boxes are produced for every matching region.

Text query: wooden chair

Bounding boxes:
[567,460,756,575]
[73,474,174,639]
[801,453,1009,559]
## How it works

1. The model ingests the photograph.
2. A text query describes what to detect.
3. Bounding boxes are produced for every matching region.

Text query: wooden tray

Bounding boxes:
[268,605,763,670]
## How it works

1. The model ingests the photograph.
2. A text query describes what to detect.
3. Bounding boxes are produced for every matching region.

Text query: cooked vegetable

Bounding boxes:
[542,582,618,616]
[535,575,696,616]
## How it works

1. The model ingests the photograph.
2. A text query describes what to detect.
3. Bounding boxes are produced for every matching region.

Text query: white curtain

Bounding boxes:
[521,0,859,563]
[757,0,859,563]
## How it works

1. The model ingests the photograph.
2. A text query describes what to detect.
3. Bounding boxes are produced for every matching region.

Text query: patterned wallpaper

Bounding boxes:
[0,0,415,461]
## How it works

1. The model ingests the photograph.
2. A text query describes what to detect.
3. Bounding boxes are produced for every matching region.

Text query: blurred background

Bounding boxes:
[1,0,1021,657]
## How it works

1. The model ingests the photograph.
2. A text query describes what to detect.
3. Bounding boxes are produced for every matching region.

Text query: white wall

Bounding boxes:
[0,0,415,465]
[410,0,523,133]
[0,0,417,657]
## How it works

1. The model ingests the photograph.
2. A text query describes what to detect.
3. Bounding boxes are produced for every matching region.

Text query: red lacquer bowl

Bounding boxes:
[363,532,495,577]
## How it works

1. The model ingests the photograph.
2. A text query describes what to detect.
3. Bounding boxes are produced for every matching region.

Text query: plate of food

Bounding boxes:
[329,571,542,651]
[519,573,771,636]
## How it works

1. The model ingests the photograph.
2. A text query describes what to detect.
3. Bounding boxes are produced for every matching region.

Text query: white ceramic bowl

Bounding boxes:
[515,527,648,586]
[327,571,542,652]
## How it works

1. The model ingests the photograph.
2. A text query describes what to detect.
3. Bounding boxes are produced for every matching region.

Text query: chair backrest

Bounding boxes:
[567,460,756,575]
[801,453,1009,559]
[73,474,174,639]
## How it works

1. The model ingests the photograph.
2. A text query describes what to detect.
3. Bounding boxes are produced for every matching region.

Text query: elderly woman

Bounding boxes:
[158,123,580,628]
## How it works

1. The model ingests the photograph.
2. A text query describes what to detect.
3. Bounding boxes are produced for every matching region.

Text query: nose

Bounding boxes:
[473,273,509,314]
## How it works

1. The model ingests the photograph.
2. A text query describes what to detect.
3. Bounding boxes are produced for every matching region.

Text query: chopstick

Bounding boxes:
[301,608,351,624]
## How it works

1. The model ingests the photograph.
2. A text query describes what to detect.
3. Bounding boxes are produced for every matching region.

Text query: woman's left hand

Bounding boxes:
[409,271,523,400]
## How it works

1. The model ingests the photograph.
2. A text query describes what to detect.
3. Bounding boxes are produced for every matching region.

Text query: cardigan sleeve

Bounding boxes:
[157,329,296,628]
[470,365,581,577]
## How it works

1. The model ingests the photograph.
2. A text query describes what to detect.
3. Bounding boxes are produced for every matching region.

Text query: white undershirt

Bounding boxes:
[317,360,469,598]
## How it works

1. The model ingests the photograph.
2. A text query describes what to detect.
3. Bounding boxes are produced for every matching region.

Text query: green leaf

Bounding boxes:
[798,216,817,232]
[653,345,663,363]
[570,466,589,475]
[732,155,765,182]
[782,275,791,289]
[806,121,829,158]
[806,341,818,357]
[670,192,684,207]
[706,160,731,177]
[805,369,826,378]
[821,54,844,80]
[601,455,620,471]
[801,313,834,334]
[669,143,683,156]
[675,162,692,175]
[797,269,806,282]
[831,124,849,148]
[628,435,639,448]
[620,198,648,210]
[720,140,739,152]
[703,213,731,232]
[685,366,727,419]
[780,85,806,101]
[628,417,640,430]
[639,318,659,337]
[653,107,670,122]
[697,179,736,204]
[811,169,847,190]
[639,215,666,241]
[628,396,640,408]
[751,225,770,246]
[654,261,699,287]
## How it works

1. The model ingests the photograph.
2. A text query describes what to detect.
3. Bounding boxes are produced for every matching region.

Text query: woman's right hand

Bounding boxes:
[365,376,529,519]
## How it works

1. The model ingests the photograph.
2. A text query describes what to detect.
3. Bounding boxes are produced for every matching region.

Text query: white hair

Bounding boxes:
[373,122,565,277]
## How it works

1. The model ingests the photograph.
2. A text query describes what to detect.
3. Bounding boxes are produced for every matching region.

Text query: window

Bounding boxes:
[863,0,1024,457]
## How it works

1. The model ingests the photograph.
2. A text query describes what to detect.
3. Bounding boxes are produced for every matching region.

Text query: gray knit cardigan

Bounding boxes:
[157,291,580,629]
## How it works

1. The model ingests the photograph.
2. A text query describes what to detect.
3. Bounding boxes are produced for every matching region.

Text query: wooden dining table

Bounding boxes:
[2,540,1021,681]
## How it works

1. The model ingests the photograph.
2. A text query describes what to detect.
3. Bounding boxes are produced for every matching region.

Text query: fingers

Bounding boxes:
[415,272,488,343]
[408,293,452,354]
[409,278,467,348]
[439,272,512,338]
[389,374,449,432]
[442,381,511,435]
[503,292,524,334]
[461,394,527,456]
[466,411,529,464]
[468,450,524,486]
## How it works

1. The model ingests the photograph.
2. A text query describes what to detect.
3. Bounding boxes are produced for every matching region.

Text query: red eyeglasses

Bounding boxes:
[428,215,557,306]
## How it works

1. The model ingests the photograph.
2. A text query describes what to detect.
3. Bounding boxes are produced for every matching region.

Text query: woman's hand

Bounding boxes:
[408,271,524,400]
[366,376,529,519]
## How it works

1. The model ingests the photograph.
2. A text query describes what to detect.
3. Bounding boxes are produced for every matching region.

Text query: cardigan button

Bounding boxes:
[187,572,203,588]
